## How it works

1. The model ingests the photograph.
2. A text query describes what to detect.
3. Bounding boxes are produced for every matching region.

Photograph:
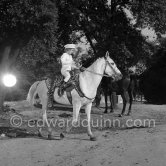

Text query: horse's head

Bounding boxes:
[104,52,122,81]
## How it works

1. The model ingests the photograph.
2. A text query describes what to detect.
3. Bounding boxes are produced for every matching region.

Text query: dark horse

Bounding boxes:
[95,74,138,117]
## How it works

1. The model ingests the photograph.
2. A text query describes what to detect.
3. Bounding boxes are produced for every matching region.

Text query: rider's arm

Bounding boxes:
[61,53,73,65]
[61,53,79,69]
[71,60,78,68]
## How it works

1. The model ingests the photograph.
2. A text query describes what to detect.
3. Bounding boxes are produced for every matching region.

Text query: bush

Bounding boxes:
[140,48,166,104]
[5,88,28,101]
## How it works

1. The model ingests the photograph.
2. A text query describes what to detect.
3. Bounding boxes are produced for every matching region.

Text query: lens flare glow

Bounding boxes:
[2,74,17,87]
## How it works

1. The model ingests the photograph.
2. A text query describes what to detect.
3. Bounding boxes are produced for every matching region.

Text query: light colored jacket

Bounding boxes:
[61,53,75,71]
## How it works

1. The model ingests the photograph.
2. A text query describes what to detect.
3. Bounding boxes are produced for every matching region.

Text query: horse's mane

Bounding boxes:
[82,56,104,68]
[75,47,105,69]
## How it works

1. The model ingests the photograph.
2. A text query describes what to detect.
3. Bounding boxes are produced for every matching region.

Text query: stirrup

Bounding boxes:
[58,81,66,96]
[58,87,64,97]
[47,97,54,109]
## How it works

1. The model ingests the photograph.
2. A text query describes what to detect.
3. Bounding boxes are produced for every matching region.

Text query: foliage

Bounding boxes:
[0,0,58,44]
[15,0,60,80]
[1,0,166,103]
[134,62,147,75]
[0,0,59,103]
[131,0,166,34]
[140,40,166,104]
[56,0,152,72]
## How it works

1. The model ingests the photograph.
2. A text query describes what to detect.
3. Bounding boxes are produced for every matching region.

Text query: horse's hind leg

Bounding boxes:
[38,95,53,139]
[119,91,127,117]
[29,92,36,111]
[85,102,96,141]
[104,90,108,113]
[109,93,114,113]
[127,90,133,116]
[95,87,102,108]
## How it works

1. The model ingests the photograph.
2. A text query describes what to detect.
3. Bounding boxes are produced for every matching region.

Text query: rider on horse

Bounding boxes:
[58,44,78,96]
[47,44,81,108]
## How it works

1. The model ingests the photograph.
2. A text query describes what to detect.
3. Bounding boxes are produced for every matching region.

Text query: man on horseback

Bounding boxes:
[58,44,78,96]
[47,44,80,109]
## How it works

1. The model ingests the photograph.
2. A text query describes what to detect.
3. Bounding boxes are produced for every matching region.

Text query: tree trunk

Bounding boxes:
[0,45,12,112]
[0,84,6,111]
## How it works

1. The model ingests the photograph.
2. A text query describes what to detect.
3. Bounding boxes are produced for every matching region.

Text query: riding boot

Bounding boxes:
[58,81,68,97]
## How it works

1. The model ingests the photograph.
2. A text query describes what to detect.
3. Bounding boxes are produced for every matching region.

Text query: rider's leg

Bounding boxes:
[58,70,71,96]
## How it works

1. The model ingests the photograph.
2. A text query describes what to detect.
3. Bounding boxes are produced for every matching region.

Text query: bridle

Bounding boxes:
[79,52,117,100]
[104,58,117,77]
[81,52,116,78]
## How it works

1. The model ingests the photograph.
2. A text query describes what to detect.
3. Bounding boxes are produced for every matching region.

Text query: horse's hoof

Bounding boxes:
[47,134,56,140]
[47,134,52,140]
[38,129,43,137]
[96,106,101,110]
[90,136,97,141]
[66,127,72,133]
[118,114,123,117]
[104,111,108,114]
[60,133,65,139]
[125,113,131,116]
[38,132,42,137]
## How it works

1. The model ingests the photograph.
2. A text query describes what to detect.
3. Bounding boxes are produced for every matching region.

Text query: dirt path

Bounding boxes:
[0,101,166,166]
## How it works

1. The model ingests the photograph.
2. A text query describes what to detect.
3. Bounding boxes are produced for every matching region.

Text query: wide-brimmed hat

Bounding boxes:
[64,44,76,49]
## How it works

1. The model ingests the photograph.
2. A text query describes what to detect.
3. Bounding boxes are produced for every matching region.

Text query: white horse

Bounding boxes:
[27,52,122,140]
[27,81,41,110]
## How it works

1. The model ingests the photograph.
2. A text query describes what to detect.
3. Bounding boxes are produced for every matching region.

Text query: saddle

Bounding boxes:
[45,69,85,103]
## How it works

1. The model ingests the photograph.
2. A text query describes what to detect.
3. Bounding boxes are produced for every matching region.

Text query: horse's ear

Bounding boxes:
[77,46,83,54]
[105,51,109,59]
[74,46,83,58]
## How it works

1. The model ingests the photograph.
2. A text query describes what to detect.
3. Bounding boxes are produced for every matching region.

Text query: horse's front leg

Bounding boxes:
[66,102,81,133]
[104,90,108,113]
[127,89,133,116]
[109,92,114,113]
[85,102,96,141]
[119,91,127,117]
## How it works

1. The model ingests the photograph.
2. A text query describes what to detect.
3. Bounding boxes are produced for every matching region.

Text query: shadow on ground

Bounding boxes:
[0,127,38,138]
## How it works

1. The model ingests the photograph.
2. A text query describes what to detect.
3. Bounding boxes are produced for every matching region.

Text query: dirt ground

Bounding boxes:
[0,101,166,166]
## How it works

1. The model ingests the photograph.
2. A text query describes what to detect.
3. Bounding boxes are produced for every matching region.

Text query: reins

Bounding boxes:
[78,56,113,100]
[79,51,115,77]
[76,51,115,100]
[80,61,111,77]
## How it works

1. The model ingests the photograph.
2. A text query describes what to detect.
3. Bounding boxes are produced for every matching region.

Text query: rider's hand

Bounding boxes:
[71,62,78,69]
[80,67,84,72]
[75,61,82,68]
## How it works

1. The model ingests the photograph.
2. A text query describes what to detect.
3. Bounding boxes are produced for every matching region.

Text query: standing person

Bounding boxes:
[58,44,78,96]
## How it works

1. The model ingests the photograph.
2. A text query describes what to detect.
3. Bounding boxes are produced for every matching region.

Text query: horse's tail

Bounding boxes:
[27,81,40,105]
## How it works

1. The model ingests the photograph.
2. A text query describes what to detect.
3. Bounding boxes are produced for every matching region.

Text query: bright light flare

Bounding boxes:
[2,74,17,87]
